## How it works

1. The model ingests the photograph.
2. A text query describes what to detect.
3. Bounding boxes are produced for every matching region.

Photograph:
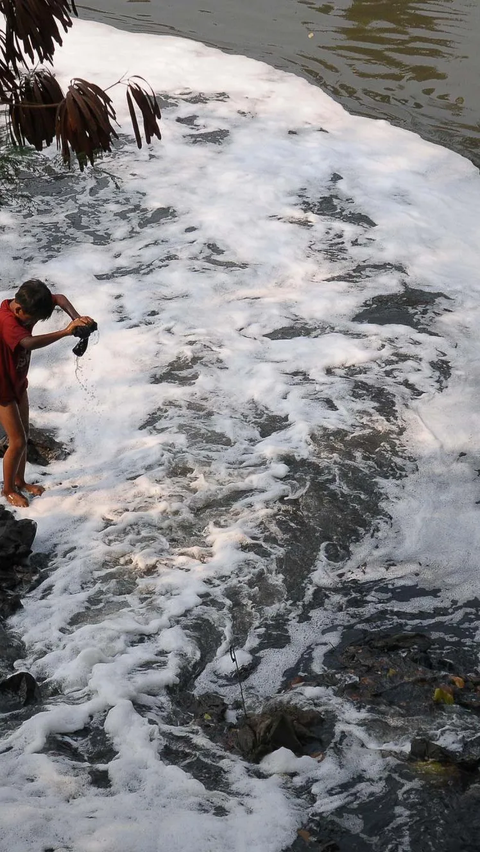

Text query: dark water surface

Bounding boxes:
[78,0,480,166]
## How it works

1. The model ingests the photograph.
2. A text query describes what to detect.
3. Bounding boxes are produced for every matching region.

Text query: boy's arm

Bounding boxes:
[52,293,81,320]
[53,293,96,325]
[20,317,92,351]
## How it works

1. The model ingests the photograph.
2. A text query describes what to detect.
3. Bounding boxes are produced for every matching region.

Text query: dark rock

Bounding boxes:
[352,286,450,334]
[0,502,40,689]
[172,691,228,727]
[0,590,22,618]
[0,505,36,569]
[368,632,432,652]
[411,736,480,774]
[268,713,303,753]
[27,425,69,465]
[229,704,329,762]
[193,692,227,724]
[322,628,480,725]
[287,838,340,852]
[0,425,69,466]
[0,671,40,711]
[89,767,111,788]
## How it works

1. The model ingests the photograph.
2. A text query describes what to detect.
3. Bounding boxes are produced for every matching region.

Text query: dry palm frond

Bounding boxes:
[125,76,161,148]
[55,77,118,169]
[9,68,63,148]
[0,0,77,70]
[0,29,18,100]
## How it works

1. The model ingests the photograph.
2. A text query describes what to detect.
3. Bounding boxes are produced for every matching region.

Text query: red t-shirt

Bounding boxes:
[0,299,34,404]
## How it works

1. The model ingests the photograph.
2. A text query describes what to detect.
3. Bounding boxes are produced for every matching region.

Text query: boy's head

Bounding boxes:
[15,279,54,322]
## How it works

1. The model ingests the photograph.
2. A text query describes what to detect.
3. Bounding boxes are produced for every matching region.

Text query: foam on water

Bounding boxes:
[1,18,480,851]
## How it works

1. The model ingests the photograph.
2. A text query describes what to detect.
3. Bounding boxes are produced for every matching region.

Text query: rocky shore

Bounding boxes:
[0,427,67,709]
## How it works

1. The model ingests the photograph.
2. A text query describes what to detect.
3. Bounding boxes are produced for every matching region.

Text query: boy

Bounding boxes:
[0,279,95,508]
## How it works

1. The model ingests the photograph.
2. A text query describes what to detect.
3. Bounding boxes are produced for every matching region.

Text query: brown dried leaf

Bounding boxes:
[126,88,142,149]
[9,69,63,150]
[55,78,118,168]
[297,829,311,843]
[0,0,77,70]
[126,78,161,146]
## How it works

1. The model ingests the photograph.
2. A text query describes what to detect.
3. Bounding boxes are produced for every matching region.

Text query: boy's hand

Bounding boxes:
[66,316,96,336]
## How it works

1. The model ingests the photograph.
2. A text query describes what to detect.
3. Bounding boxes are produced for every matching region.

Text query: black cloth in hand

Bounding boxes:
[72,321,98,357]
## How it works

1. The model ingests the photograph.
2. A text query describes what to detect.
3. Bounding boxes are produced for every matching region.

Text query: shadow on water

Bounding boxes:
[78,0,480,166]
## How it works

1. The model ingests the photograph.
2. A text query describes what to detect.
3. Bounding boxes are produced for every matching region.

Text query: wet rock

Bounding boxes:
[192,692,228,725]
[0,505,36,569]
[0,504,41,690]
[88,767,111,788]
[411,736,480,774]
[0,671,40,711]
[0,590,22,618]
[352,286,450,334]
[286,835,340,852]
[323,628,480,723]
[228,703,329,763]
[27,426,69,465]
[0,624,26,676]
[0,559,41,619]
[368,632,432,653]
[340,631,434,676]
[0,503,38,620]
[169,690,228,726]
[0,425,69,466]
[0,427,58,644]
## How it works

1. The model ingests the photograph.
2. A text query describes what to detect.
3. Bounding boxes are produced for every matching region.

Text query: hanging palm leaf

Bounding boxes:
[9,68,63,149]
[0,0,77,70]
[0,7,162,170]
[0,30,18,99]
[55,77,118,169]
[125,76,161,148]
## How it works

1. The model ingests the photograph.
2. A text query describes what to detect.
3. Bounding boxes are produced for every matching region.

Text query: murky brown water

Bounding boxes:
[78,0,480,166]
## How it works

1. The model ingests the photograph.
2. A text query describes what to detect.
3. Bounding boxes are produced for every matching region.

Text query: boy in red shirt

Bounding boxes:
[0,279,94,508]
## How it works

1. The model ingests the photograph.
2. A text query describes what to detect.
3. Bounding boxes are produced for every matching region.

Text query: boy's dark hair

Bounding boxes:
[15,279,54,321]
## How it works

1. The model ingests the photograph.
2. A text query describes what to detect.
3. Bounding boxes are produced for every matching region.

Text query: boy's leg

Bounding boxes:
[16,391,45,497]
[0,400,29,507]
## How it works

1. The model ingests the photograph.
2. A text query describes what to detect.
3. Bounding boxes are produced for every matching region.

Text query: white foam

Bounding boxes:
[1,16,480,850]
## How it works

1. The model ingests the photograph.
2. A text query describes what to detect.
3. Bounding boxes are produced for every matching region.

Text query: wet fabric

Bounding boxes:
[0,300,33,404]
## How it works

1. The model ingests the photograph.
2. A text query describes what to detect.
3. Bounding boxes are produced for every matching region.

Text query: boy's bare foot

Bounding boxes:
[15,481,45,497]
[2,489,29,508]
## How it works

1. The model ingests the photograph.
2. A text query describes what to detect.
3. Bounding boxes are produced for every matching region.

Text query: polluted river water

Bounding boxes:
[78,0,480,167]
[0,10,480,852]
